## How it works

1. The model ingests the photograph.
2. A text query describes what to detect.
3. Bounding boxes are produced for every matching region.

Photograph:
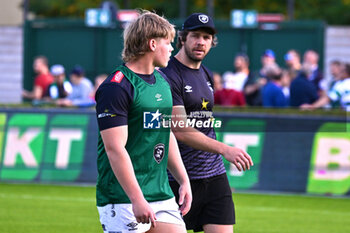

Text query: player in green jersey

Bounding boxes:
[95,11,191,233]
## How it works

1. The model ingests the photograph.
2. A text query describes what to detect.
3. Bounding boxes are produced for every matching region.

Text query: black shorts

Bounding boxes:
[169,173,235,232]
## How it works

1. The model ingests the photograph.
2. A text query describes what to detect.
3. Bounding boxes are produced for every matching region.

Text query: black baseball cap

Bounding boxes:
[182,13,216,34]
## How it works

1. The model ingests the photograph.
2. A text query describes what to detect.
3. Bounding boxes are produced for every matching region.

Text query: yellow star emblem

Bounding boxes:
[201,98,209,110]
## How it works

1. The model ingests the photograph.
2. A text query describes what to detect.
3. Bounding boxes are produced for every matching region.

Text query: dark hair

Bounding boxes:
[70,65,85,77]
[176,29,218,49]
[330,60,342,66]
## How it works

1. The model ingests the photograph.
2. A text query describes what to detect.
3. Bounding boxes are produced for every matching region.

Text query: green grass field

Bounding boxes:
[0,183,349,233]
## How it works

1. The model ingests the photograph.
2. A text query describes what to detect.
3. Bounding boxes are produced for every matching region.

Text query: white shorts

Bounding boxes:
[97,197,185,233]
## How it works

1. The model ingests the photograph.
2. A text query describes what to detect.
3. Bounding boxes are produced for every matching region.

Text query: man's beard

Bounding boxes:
[184,44,205,62]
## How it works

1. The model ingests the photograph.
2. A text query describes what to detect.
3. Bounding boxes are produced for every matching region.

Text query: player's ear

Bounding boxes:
[149,39,157,52]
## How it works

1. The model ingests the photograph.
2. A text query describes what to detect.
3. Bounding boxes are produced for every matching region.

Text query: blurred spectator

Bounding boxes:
[94,74,108,90]
[284,49,302,79]
[302,50,325,95]
[214,88,246,106]
[329,60,343,89]
[213,72,223,92]
[243,50,281,106]
[290,63,319,107]
[214,71,245,106]
[222,53,250,91]
[56,65,94,107]
[261,66,288,107]
[223,53,261,106]
[92,74,108,98]
[301,63,350,111]
[281,69,292,104]
[45,64,72,100]
[22,56,54,100]
[259,49,279,78]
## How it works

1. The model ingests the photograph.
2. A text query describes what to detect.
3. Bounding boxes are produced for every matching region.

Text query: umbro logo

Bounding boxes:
[155,93,162,101]
[185,85,192,93]
[126,222,138,231]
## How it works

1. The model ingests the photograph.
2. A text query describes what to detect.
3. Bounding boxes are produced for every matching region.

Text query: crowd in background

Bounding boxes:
[22,55,107,107]
[22,51,350,111]
[214,49,350,111]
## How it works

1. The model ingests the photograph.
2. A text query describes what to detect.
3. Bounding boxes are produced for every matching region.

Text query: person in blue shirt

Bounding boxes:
[290,63,319,107]
[262,66,288,107]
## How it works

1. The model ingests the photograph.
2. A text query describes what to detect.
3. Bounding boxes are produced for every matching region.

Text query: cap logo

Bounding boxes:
[198,14,209,23]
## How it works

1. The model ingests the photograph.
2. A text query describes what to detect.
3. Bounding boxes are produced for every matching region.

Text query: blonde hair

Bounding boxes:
[122,10,175,62]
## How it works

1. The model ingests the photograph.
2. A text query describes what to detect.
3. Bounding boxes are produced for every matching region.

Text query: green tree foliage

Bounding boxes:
[28,0,350,25]
[29,0,107,18]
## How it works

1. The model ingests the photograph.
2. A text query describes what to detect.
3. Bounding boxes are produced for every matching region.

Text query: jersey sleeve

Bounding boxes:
[160,67,184,106]
[95,76,133,131]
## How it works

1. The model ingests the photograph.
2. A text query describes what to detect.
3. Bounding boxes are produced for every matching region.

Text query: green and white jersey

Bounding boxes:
[328,78,350,111]
[95,65,174,206]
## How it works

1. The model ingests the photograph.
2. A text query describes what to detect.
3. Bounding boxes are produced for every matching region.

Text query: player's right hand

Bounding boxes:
[132,198,157,228]
[223,145,254,172]
[178,181,192,216]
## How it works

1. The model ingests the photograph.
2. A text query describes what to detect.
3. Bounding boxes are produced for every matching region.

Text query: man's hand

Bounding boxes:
[178,181,192,216]
[222,145,253,171]
[132,198,157,228]
[300,103,314,110]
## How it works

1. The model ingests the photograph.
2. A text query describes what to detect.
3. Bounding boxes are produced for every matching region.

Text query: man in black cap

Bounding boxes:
[161,13,253,233]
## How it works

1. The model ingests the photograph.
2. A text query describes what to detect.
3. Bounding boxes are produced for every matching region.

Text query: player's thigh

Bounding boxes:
[146,222,187,233]
[203,223,233,233]
[97,204,150,233]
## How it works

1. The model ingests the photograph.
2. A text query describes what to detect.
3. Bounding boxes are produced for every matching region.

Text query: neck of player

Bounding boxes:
[175,50,202,70]
[126,55,155,75]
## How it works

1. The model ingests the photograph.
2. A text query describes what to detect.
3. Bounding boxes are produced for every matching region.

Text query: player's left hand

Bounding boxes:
[223,145,253,172]
[178,181,192,216]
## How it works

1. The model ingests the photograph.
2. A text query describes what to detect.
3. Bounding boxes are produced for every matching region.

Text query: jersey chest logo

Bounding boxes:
[184,85,192,93]
[111,71,124,83]
[153,143,165,164]
[155,93,162,101]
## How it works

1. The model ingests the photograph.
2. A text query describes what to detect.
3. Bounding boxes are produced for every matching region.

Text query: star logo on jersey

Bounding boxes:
[155,93,162,101]
[143,109,162,129]
[185,85,193,93]
[201,98,209,110]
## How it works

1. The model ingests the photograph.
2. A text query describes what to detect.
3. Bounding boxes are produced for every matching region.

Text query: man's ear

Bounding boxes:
[149,39,157,51]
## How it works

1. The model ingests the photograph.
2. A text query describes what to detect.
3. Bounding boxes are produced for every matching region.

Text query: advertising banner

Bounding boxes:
[0,108,349,196]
